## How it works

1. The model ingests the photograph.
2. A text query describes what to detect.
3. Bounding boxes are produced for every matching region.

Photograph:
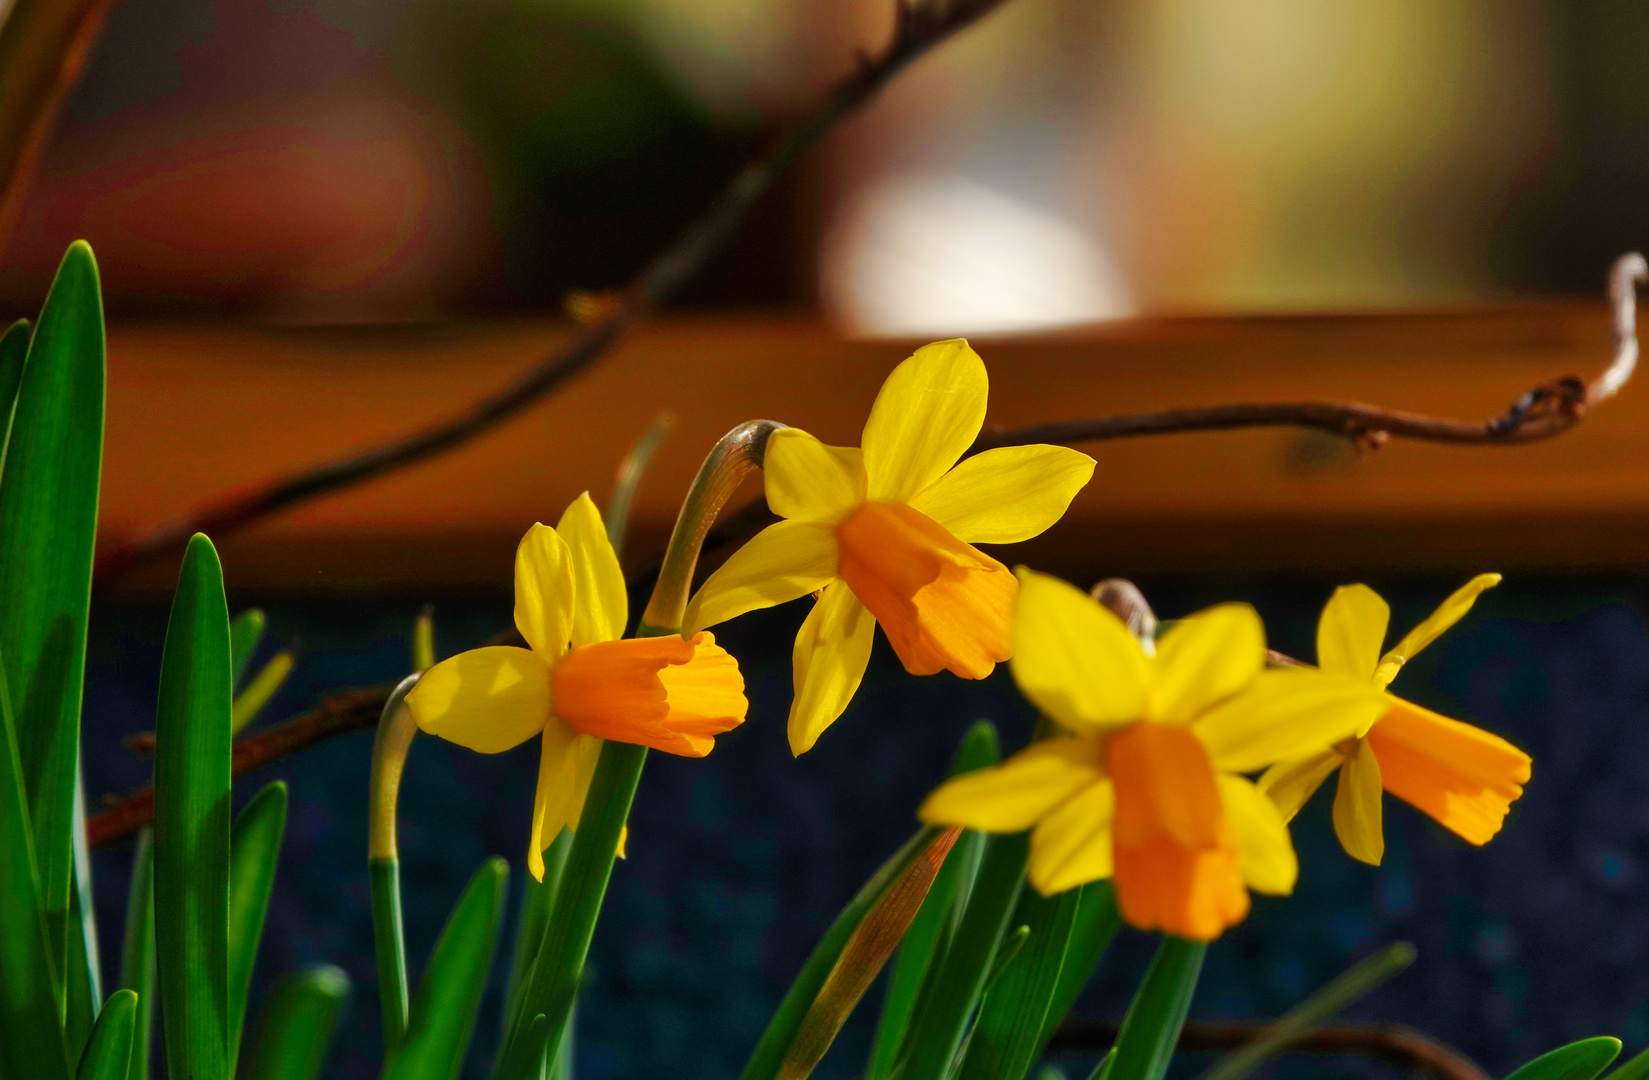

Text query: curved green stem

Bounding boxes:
[368,673,419,1056]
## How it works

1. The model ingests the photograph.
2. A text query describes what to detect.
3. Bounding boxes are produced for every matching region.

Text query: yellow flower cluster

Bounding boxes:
[405,339,1533,938]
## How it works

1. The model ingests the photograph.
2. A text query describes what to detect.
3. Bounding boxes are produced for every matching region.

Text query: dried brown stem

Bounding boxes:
[1047,1020,1492,1080]
[86,684,391,849]
[972,254,1647,454]
[90,0,1015,586]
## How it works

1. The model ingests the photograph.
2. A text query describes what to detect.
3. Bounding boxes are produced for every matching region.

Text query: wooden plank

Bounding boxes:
[96,304,1638,590]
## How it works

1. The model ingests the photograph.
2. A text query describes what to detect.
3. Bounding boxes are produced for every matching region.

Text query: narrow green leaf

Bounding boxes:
[1108,937,1206,1080]
[118,830,157,1080]
[959,882,1081,1080]
[737,826,958,1080]
[981,925,1032,994]
[230,648,295,735]
[1193,941,1415,1080]
[868,721,999,1080]
[897,831,1029,1080]
[1039,882,1120,1049]
[1505,1039,1624,1080]
[66,764,104,1061]
[76,989,137,1080]
[503,827,573,1040]
[0,651,71,1079]
[153,533,233,1080]
[230,781,289,1064]
[242,965,351,1080]
[1083,1049,1115,1080]
[0,240,105,1005]
[386,857,509,1080]
[503,740,646,1070]
[64,852,101,1059]
[776,828,961,1080]
[493,1013,553,1080]
[605,412,674,556]
[0,318,29,467]
[1604,1048,1649,1080]
[229,610,266,688]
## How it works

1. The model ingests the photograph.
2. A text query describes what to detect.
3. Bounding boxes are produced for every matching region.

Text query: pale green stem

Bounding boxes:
[639,418,784,635]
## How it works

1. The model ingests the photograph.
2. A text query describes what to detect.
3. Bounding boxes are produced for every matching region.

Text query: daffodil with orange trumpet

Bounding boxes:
[684,340,1095,754]
[919,570,1389,941]
[1259,575,1531,865]
[406,493,748,879]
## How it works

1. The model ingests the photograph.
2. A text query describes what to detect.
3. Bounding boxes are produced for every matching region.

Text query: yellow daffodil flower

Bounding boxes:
[406,493,748,879]
[1259,574,1531,866]
[918,570,1387,941]
[684,340,1095,755]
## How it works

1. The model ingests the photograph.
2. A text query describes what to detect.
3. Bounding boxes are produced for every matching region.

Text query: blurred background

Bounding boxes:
[9,0,1649,1077]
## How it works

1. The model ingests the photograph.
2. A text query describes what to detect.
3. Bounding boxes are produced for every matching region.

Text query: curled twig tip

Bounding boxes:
[1594,251,1647,404]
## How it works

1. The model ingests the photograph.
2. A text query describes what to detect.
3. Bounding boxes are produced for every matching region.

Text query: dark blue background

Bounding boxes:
[79,575,1649,1079]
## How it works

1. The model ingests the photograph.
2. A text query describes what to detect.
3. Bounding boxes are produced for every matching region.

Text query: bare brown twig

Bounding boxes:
[972,254,1648,454]
[90,0,1015,586]
[1047,1020,1492,1080]
[86,684,390,849]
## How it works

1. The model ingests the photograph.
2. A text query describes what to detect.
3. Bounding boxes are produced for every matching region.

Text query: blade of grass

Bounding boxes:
[1605,1048,1649,1080]
[889,830,1029,1080]
[958,884,1081,1080]
[737,826,959,1080]
[867,721,999,1080]
[412,606,435,673]
[501,740,646,1071]
[503,827,573,1040]
[0,318,28,465]
[0,241,104,1003]
[1191,941,1416,1080]
[775,827,961,1080]
[75,989,137,1080]
[229,781,289,1065]
[0,651,71,1079]
[1505,1039,1624,1080]
[118,829,156,1080]
[1039,882,1120,1050]
[605,413,673,556]
[230,648,295,736]
[229,610,266,688]
[153,533,233,1080]
[385,857,509,1080]
[65,849,100,1058]
[1108,937,1206,1080]
[242,965,351,1080]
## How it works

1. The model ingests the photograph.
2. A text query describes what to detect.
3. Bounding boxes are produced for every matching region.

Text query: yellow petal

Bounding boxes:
[788,582,876,755]
[1150,604,1264,724]
[1257,748,1342,822]
[527,717,603,880]
[684,519,838,634]
[1332,738,1384,865]
[861,339,989,502]
[1193,668,1386,773]
[764,428,867,526]
[557,493,627,648]
[906,444,1095,545]
[1218,774,1298,895]
[1316,584,1389,680]
[406,646,549,754]
[515,523,575,660]
[920,736,1103,833]
[1028,778,1116,895]
[1009,568,1149,732]
[1382,573,1502,672]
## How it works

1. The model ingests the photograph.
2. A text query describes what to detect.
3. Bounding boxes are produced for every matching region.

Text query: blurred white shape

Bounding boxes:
[822,173,1132,337]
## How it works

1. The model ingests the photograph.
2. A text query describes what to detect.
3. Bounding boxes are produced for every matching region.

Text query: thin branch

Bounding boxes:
[972,254,1648,454]
[86,684,391,849]
[90,0,1015,586]
[1047,1021,1492,1080]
